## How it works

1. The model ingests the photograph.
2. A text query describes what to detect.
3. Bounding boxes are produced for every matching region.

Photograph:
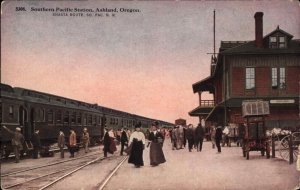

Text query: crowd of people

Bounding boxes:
[1,122,240,164]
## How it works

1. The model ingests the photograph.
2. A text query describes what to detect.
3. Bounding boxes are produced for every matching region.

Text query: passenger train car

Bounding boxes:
[0,83,174,158]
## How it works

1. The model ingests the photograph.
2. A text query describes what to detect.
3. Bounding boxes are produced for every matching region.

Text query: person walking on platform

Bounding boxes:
[148,121,166,166]
[215,125,223,153]
[31,129,41,159]
[81,128,90,153]
[108,128,117,154]
[185,124,195,152]
[128,123,146,168]
[194,123,205,152]
[120,127,128,156]
[183,126,187,148]
[58,129,65,158]
[2,125,25,163]
[211,124,216,149]
[69,129,77,158]
[103,127,111,158]
[170,127,177,150]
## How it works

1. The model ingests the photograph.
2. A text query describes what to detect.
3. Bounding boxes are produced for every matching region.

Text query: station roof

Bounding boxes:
[189,106,213,117]
[192,76,215,93]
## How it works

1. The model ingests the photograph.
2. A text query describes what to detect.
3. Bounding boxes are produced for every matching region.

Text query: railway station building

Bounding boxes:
[189,12,300,130]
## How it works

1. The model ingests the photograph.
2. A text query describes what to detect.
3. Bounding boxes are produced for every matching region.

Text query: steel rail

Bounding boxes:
[38,156,105,190]
[98,156,128,190]
[1,151,102,177]
[3,165,80,189]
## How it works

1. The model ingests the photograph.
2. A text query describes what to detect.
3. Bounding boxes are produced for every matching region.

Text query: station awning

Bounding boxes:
[189,106,213,117]
[205,104,225,122]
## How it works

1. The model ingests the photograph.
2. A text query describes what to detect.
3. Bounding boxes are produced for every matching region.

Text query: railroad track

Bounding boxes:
[1,153,104,190]
[1,150,102,177]
[98,156,129,190]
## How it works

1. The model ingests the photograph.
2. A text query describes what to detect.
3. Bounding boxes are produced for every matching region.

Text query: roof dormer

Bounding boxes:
[264,26,293,49]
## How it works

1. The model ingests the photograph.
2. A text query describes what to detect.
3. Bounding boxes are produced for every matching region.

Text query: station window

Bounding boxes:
[64,111,69,123]
[77,113,82,124]
[245,68,255,90]
[271,68,278,88]
[9,106,14,118]
[271,67,286,89]
[279,68,286,89]
[269,36,286,49]
[269,36,277,48]
[71,112,76,123]
[279,37,286,48]
[47,110,53,123]
[56,110,62,123]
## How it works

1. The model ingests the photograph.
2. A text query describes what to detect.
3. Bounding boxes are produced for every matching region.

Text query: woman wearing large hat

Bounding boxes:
[128,122,146,167]
[148,121,166,166]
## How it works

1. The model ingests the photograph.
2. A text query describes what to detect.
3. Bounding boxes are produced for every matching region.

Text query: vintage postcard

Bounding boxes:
[1,0,300,189]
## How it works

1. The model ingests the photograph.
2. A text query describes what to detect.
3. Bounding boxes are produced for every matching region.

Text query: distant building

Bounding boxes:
[190,12,300,129]
[175,118,186,126]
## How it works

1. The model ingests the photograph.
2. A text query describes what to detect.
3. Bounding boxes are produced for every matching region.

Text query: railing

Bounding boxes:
[200,100,215,107]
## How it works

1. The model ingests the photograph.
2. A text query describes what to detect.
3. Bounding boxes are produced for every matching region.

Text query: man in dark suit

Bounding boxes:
[58,129,65,158]
[31,129,41,159]
[120,127,128,156]
[215,125,223,153]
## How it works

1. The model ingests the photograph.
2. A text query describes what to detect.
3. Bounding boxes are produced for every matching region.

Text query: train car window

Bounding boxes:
[92,115,96,125]
[47,110,53,123]
[77,113,82,124]
[97,116,101,125]
[9,106,14,118]
[83,114,87,125]
[41,109,45,122]
[64,111,69,123]
[71,112,76,123]
[88,115,92,125]
[56,110,62,123]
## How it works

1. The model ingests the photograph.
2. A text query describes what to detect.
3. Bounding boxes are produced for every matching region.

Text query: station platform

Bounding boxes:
[1,139,298,190]
[106,139,299,190]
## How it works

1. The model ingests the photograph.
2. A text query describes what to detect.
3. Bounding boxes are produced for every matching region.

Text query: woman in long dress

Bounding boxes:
[128,123,146,167]
[108,129,117,154]
[148,121,166,166]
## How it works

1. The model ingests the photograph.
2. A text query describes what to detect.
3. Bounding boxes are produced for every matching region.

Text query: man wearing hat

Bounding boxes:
[58,129,65,158]
[31,129,41,159]
[69,129,77,158]
[2,125,25,163]
[120,127,128,156]
[81,128,90,153]
[103,127,111,157]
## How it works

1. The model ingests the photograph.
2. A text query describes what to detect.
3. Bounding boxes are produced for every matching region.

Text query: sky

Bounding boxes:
[1,0,300,125]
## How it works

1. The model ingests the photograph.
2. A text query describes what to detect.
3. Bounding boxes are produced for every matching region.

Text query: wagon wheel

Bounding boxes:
[279,133,300,162]
[292,132,300,160]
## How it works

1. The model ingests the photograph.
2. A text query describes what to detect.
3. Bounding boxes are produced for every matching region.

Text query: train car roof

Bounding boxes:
[1,84,172,124]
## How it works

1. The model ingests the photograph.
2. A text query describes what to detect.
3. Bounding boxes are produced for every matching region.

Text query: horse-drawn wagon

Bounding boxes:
[242,100,271,160]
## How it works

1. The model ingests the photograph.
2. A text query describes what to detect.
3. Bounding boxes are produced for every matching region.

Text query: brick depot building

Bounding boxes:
[189,12,300,129]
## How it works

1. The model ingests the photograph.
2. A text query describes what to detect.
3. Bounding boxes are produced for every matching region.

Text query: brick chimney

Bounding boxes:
[254,12,264,48]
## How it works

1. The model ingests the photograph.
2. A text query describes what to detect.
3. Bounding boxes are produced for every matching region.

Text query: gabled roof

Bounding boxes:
[264,26,293,39]
[221,40,300,55]
[221,27,300,55]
